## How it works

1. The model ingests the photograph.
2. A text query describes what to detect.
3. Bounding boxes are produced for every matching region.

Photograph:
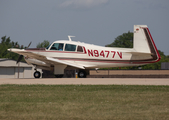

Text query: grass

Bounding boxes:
[0,85,169,120]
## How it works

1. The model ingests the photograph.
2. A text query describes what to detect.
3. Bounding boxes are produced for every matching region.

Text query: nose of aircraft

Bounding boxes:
[7,48,22,52]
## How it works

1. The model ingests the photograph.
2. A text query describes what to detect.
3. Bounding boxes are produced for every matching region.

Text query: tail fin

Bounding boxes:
[134,25,150,53]
[133,25,161,62]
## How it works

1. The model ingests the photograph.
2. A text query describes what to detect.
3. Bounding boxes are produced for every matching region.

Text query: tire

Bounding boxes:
[78,70,86,78]
[34,71,41,78]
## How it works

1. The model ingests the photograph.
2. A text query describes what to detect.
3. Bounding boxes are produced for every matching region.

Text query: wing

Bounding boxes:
[46,57,84,69]
[8,48,85,69]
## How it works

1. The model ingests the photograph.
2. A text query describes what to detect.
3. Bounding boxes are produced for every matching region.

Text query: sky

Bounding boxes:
[0,0,169,55]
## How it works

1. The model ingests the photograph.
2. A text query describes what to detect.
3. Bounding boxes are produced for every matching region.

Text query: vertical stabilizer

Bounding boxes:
[133,25,161,62]
[134,25,150,53]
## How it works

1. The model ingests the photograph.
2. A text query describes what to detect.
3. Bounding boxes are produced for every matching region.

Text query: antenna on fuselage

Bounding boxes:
[68,36,75,41]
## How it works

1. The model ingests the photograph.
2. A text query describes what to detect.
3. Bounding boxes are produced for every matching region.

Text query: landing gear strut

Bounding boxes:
[34,71,41,78]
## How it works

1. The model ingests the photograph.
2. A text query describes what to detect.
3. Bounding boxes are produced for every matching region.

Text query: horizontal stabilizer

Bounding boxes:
[126,52,153,55]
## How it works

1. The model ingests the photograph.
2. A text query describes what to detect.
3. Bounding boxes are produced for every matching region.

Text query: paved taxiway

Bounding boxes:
[0,78,169,85]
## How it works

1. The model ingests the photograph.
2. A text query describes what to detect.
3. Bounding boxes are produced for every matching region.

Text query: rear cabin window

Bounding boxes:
[65,44,76,51]
[77,46,83,52]
[50,43,64,51]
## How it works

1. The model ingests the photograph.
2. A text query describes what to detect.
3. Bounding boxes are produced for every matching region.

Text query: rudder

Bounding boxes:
[133,25,161,62]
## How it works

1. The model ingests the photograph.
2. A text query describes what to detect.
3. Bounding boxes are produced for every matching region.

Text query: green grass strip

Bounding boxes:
[0,85,169,120]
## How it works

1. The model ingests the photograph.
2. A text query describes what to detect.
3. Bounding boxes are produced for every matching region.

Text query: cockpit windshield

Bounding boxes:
[47,42,81,52]
[46,43,52,50]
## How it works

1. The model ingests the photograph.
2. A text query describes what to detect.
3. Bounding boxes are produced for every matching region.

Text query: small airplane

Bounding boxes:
[8,25,161,78]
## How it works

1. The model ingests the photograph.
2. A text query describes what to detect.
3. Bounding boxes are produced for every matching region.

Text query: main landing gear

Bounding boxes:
[34,71,41,78]
[34,67,41,78]
[78,70,87,78]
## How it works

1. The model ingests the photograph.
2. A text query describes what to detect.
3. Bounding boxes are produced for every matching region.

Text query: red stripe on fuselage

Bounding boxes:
[25,46,87,54]
[52,57,158,64]
[25,50,86,54]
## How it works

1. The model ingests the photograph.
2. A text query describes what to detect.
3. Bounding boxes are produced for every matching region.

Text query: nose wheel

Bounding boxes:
[34,71,41,78]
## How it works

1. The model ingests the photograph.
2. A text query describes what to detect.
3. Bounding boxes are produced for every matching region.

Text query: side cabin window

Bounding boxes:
[50,43,64,51]
[65,44,76,51]
[77,46,83,52]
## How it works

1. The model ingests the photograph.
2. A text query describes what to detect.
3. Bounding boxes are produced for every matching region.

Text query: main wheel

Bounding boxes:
[34,71,41,78]
[78,70,86,78]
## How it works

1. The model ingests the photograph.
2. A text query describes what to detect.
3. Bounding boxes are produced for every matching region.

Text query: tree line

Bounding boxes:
[0,36,22,61]
[0,36,50,62]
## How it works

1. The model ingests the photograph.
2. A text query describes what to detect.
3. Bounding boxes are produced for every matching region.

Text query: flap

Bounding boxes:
[46,57,85,69]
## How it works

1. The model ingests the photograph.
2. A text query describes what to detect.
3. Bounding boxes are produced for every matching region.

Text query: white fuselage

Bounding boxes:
[8,25,161,77]
[25,40,153,70]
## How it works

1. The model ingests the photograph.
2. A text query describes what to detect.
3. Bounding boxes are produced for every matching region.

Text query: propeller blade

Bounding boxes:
[27,42,32,48]
[16,55,23,64]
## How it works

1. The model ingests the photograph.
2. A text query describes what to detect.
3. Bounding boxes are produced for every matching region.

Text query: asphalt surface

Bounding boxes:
[0,78,169,85]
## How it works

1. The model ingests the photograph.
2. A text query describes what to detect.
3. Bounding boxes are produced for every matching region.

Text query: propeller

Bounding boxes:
[27,41,32,48]
[16,42,32,64]
[16,55,23,64]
